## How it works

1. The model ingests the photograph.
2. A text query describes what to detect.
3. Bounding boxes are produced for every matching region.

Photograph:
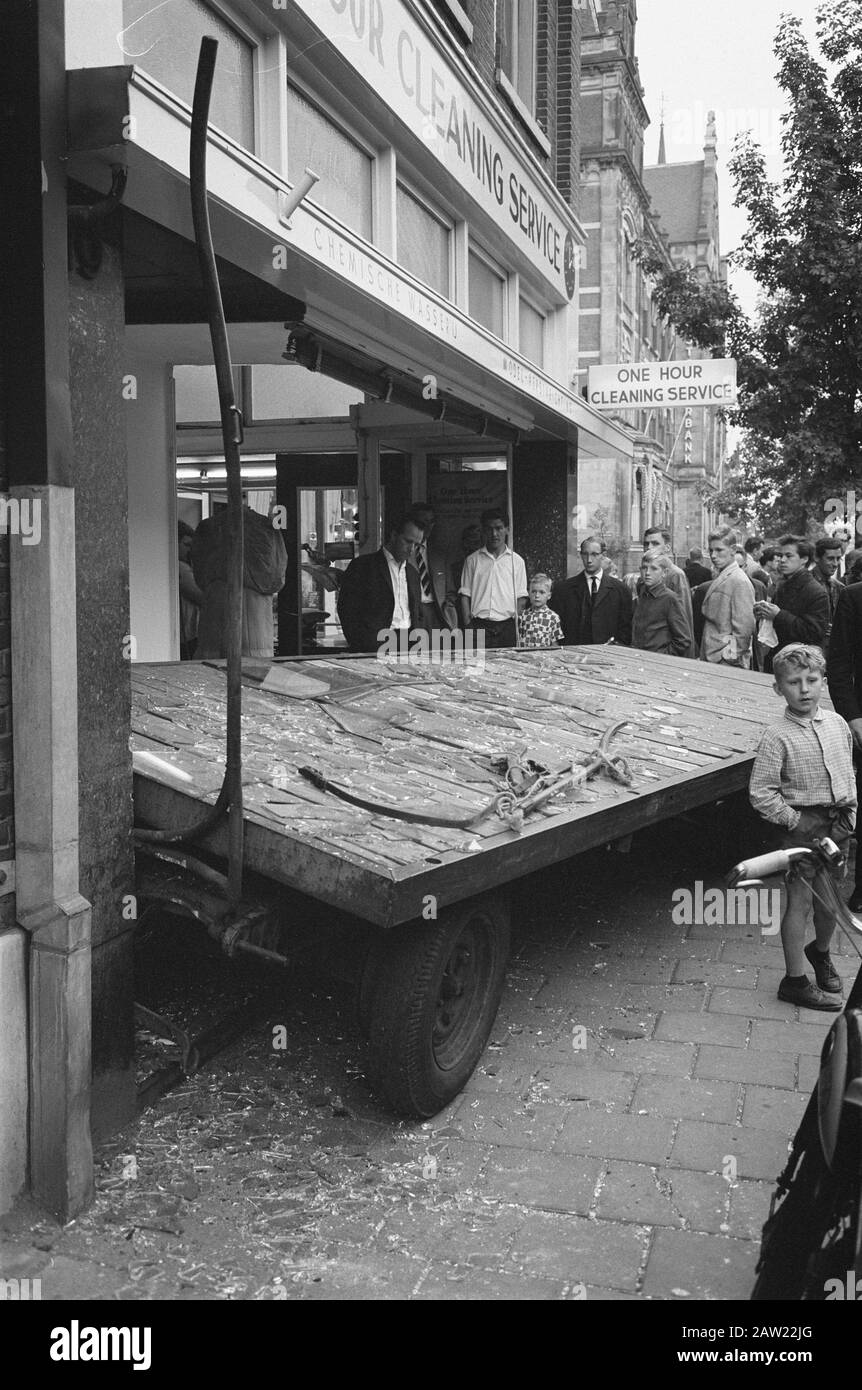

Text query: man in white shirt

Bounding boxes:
[459,507,528,648]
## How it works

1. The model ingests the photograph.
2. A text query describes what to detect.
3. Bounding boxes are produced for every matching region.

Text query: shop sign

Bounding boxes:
[298,0,576,299]
[293,212,583,423]
[587,359,737,409]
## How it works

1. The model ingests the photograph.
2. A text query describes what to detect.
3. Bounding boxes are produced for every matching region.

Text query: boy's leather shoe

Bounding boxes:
[804,942,842,993]
[777,976,842,1011]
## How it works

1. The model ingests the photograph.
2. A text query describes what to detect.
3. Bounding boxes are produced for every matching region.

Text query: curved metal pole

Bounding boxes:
[135,38,244,908]
[189,36,244,905]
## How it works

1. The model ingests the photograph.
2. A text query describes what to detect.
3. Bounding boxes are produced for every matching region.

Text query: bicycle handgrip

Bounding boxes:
[726,850,793,885]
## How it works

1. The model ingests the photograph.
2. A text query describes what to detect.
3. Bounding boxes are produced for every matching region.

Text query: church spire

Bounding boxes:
[657,91,667,164]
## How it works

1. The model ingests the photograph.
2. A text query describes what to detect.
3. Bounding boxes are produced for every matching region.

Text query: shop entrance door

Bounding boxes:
[275,453,358,657]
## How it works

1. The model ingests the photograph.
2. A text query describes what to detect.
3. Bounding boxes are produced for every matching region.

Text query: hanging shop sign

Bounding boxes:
[296,0,577,299]
[587,359,738,409]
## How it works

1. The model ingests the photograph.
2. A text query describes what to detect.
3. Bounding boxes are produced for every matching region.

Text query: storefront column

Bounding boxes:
[511,440,577,580]
[12,485,94,1220]
[70,245,136,1142]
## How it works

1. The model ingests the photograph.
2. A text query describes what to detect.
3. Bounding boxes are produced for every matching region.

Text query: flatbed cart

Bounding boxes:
[131,645,783,1117]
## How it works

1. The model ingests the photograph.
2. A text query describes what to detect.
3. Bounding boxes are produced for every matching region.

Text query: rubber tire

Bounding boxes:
[364,893,511,1117]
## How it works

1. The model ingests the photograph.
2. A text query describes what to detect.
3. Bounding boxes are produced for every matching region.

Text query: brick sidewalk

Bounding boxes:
[1,824,855,1301]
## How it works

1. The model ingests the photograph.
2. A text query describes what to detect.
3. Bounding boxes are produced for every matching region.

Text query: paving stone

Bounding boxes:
[621,983,710,1013]
[641,941,722,961]
[556,1007,657,1041]
[581,1284,643,1300]
[506,1210,645,1288]
[415,1265,566,1300]
[375,1202,524,1269]
[707,986,799,1020]
[796,1054,822,1093]
[560,1037,697,1077]
[534,977,629,1010]
[599,957,678,985]
[454,1095,566,1150]
[531,1063,638,1107]
[596,1162,728,1233]
[294,1253,425,1301]
[554,1110,674,1164]
[740,1085,810,1133]
[488,1018,565,1052]
[632,1074,739,1124]
[694,1044,797,1089]
[686,922,761,940]
[641,1228,760,1299]
[656,1011,751,1047]
[720,939,786,965]
[749,1020,830,1055]
[672,960,757,988]
[0,1242,50,1279]
[501,966,548,1000]
[463,1052,536,1099]
[670,1121,790,1181]
[482,1148,602,1215]
[726,1180,773,1240]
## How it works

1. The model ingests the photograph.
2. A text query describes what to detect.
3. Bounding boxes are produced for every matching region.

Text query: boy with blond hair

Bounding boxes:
[749,643,856,1010]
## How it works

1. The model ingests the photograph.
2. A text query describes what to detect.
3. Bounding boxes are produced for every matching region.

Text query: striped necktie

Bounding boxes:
[416,546,433,601]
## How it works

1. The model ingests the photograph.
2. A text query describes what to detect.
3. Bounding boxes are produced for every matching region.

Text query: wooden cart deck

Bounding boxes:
[131,648,783,928]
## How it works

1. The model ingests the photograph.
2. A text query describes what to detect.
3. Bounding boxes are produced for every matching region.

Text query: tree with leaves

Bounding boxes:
[637,1,862,533]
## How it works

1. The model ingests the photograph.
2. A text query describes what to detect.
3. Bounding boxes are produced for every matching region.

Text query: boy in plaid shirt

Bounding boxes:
[749,643,855,1010]
[518,574,564,649]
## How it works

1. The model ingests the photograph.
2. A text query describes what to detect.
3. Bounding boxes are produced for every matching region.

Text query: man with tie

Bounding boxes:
[408,503,458,635]
[336,513,424,653]
[550,536,633,646]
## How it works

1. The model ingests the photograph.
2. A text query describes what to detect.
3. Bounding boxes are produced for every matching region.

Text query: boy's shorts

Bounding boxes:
[775,805,852,880]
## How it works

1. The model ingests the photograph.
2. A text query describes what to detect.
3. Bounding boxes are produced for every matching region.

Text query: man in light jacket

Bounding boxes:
[700,526,755,668]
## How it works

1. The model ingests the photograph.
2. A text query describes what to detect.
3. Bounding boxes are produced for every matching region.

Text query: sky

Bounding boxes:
[634,0,822,314]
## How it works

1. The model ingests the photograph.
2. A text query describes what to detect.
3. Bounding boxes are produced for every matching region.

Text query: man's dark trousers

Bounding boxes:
[471,617,516,649]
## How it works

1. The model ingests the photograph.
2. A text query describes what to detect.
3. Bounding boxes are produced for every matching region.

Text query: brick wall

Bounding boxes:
[555,0,583,213]
[466,0,496,84]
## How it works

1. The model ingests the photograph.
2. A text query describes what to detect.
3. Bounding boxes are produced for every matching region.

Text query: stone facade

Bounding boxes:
[576,0,728,574]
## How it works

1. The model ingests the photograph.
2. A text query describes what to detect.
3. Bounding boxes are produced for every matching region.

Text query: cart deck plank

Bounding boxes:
[131,648,785,927]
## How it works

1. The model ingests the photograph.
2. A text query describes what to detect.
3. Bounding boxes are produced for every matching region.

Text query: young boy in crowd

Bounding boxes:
[633,555,690,656]
[518,573,564,649]
[749,643,856,1010]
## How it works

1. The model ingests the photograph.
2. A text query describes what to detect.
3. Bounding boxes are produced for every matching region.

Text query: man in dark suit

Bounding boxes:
[337,514,423,653]
[550,536,633,646]
[827,580,862,909]
[408,502,458,634]
[684,547,712,588]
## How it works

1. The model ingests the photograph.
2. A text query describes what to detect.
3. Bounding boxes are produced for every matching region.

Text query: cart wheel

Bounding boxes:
[364,892,511,1117]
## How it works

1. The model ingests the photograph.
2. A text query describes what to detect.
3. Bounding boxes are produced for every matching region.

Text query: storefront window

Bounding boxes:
[287,84,373,240]
[499,0,536,113]
[121,0,255,149]
[469,250,506,338]
[519,297,544,368]
[396,185,451,298]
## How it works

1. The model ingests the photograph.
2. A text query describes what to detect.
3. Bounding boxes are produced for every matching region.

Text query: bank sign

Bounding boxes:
[587,359,738,409]
[297,0,577,300]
